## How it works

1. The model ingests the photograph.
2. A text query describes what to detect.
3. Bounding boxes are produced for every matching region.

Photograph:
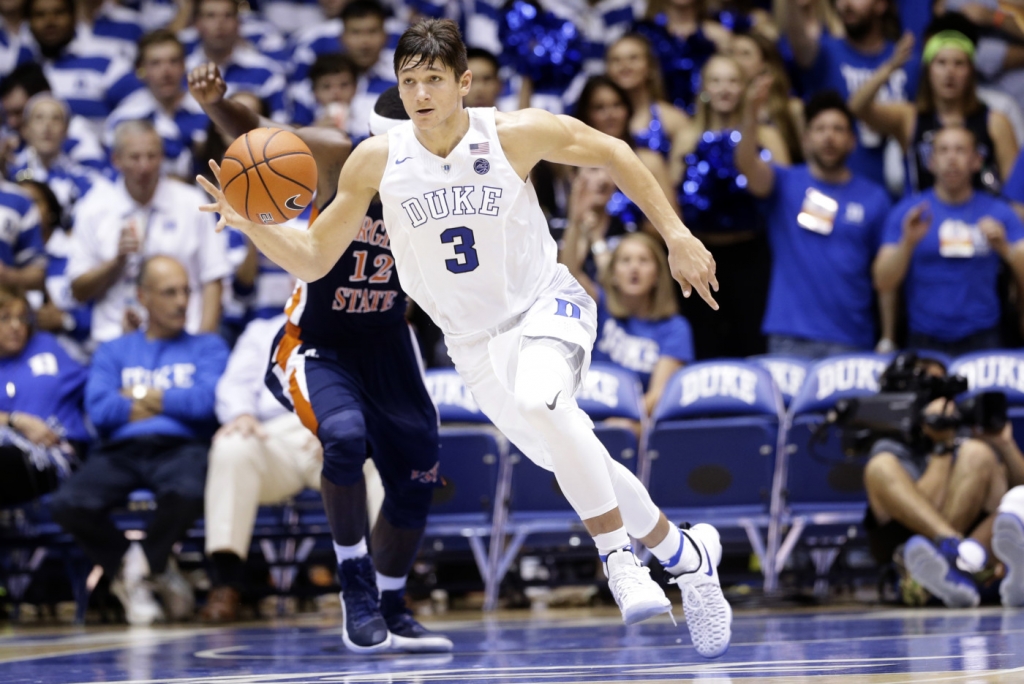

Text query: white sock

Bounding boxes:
[594,528,632,562]
[650,526,700,575]
[333,538,368,565]
[376,572,406,592]
[956,538,987,574]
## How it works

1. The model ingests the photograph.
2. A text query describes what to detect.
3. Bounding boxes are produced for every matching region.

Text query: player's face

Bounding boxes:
[928,48,971,103]
[0,299,30,358]
[29,0,74,50]
[613,239,659,298]
[929,128,980,191]
[114,130,164,199]
[139,262,190,334]
[197,0,240,54]
[606,38,648,94]
[22,99,66,159]
[313,71,356,106]
[730,35,764,82]
[587,86,629,138]
[804,110,854,171]
[702,58,744,116]
[465,57,500,108]
[398,61,472,131]
[342,16,387,70]
[141,42,186,104]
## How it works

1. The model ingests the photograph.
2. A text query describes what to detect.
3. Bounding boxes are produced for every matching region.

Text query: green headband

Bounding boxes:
[923,30,975,64]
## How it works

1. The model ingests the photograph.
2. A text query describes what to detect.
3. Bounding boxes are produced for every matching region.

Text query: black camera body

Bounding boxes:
[829,352,1008,454]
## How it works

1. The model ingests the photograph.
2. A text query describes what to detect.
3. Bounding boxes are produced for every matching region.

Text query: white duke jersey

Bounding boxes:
[379,107,559,336]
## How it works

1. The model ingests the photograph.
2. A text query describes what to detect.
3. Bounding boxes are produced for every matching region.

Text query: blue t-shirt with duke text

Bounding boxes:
[592,288,694,389]
[762,164,891,348]
[883,189,1024,340]
[801,36,921,184]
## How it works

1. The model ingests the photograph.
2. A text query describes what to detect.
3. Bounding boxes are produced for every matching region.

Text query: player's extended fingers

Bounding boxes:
[208,158,222,182]
[692,278,720,310]
[709,269,720,293]
[196,174,222,200]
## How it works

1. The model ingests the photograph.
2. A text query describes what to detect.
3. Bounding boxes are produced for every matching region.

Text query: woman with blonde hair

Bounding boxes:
[849,28,1018,194]
[605,33,689,160]
[560,173,694,415]
[671,53,788,359]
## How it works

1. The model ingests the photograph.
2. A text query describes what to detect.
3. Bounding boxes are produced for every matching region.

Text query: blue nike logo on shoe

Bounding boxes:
[396,157,412,164]
[701,542,714,576]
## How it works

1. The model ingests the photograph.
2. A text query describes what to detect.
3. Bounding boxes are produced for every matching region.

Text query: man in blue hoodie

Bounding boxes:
[51,255,229,625]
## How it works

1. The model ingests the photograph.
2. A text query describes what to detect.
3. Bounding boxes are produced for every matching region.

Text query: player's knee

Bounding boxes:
[318,410,367,486]
[382,485,433,529]
[514,350,569,427]
[957,439,998,474]
[863,452,901,492]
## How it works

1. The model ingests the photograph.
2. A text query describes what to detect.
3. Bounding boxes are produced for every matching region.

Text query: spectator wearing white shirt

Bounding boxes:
[67,120,230,345]
[106,30,209,180]
[200,314,323,622]
[183,0,289,123]
[340,0,398,139]
[76,0,144,63]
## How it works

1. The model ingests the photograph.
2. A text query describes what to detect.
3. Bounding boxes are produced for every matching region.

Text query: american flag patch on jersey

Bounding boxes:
[469,142,489,155]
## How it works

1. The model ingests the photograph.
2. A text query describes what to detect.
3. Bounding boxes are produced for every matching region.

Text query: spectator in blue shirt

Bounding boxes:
[0,286,87,506]
[50,255,229,626]
[875,126,1024,355]
[561,175,694,415]
[0,177,46,291]
[339,0,398,140]
[784,0,920,186]
[105,30,209,180]
[735,84,892,358]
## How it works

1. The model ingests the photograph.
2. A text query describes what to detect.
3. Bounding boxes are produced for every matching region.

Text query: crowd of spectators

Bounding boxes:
[6,0,1024,619]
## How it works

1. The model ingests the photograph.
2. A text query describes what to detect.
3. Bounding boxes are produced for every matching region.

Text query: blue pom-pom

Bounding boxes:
[499,1,583,90]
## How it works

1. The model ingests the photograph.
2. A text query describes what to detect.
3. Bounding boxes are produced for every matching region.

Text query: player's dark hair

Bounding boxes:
[136,29,185,69]
[374,85,409,120]
[309,53,359,86]
[0,63,50,100]
[466,47,499,75]
[341,0,387,24]
[394,19,468,78]
[804,90,855,131]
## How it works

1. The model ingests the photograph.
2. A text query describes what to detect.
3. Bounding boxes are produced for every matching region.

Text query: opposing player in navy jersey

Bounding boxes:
[197,19,732,659]
[188,65,451,655]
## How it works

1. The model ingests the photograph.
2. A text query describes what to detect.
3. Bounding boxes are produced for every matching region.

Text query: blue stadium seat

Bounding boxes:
[767,352,892,591]
[645,360,783,571]
[492,364,647,601]
[751,355,812,407]
[423,368,511,611]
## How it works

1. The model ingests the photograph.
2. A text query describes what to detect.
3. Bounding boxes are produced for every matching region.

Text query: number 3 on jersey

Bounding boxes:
[440,226,479,274]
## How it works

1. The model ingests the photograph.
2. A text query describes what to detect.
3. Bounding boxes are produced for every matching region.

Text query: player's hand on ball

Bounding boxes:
[668,233,719,310]
[187,62,227,105]
[198,160,256,233]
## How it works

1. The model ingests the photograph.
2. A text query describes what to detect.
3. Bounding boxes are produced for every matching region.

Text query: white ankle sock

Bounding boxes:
[376,572,406,592]
[650,527,700,575]
[594,528,632,561]
[333,538,368,565]
[956,538,987,573]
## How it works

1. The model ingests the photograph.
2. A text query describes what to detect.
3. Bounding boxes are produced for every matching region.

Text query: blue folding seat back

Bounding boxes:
[750,355,811,408]
[786,353,892,508]
[949,350,1024,444]
[647,361,782,511]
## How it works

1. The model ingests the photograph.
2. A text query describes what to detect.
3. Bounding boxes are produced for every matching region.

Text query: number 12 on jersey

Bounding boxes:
[440,226,479,274]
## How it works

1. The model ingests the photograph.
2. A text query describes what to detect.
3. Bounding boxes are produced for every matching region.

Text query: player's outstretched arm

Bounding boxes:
[499,108,719,309]
[189,62,350,203]
[197,136,386,283]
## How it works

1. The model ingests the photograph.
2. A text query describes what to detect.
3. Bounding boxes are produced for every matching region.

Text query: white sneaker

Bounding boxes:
[603,548,673,625]
[993,511,1024,607]
[152,558,195,621]
[668,524,732,658]
[111,542,164,626]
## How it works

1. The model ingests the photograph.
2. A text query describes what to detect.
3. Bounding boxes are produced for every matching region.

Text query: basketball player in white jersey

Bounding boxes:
[198,19,731,658]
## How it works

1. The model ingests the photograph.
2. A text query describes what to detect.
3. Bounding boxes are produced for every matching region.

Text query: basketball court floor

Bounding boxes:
[3,605,1024,683]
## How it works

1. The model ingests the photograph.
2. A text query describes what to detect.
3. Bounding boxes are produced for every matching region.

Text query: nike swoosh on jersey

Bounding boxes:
[284,195,306,212]
[546,391,561,410]
[396,157,412,164]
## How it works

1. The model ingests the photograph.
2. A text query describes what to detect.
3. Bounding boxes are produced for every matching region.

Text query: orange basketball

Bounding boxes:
[220,127,318,225]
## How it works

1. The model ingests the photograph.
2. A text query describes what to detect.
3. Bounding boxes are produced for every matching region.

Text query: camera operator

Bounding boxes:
[862,355,1024,607]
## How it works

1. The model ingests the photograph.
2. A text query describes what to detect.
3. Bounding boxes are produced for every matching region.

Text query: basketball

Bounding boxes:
[220,127,318,225]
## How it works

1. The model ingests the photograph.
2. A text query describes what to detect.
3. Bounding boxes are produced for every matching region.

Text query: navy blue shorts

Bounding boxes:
[267,322,440,527]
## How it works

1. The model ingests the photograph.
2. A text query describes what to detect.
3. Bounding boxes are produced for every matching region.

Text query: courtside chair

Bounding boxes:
[767,352,892,593]
[491,363,648,602]
[644,360,784,575]
[949,350,1024,441]
[751,355,812,408]
[423,368,511,611]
